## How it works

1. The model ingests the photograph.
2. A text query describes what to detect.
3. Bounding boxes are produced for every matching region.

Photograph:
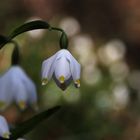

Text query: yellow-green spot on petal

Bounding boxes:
[18,101,26,110]
[42,78,48,86]
[2,132,10,139]
[75,79,80,88]
[59,76,65,84]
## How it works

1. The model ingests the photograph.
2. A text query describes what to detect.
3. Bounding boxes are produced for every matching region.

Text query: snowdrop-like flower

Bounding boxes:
[0,66,38,110]
[42,49,81,90]
[0,115,10,139]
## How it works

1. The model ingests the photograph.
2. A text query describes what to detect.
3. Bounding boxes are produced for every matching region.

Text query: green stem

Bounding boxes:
[51,27,68,49]
[0,35,20,65]
[50,27,64,32]
[11,41,20,65]
[8,20,51,40]
[0,21,69,49]
[10,106,60,140]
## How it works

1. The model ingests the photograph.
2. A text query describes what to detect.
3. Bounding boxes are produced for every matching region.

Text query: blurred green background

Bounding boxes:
[1,0,140,140]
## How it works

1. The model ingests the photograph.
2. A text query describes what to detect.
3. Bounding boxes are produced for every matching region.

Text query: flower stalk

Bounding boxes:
[51,27,68,49]
[0,20,68,49]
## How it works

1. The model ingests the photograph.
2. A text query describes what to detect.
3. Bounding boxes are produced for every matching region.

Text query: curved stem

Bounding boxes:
[51,27,68,49]
[0,21,69,49]
[50,27,64,33]
[8,20,50,40]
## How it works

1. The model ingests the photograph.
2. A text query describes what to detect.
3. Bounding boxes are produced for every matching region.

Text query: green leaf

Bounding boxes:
[9,20,51,39]
[10,106,60,140]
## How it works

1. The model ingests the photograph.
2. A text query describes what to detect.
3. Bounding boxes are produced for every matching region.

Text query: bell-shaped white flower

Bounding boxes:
[41,49,81,90]
[0,115,10,139]
[0,66,38,110]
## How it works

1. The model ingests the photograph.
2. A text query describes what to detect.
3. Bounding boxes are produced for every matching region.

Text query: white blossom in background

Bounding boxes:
[109,61,129,82]
[16,138,26,140]
[59,17,80,37]
[82,65,102,85]
[71,34,96,66]
[71,34,102,85]
[42,49,81,90]
[98,39,126,66]
[0,115,10,139]
[112,83,129,110]
[0,66,38,110]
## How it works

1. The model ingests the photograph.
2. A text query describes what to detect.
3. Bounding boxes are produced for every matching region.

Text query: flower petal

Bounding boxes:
[0,115,10,139]
[24,79,38,110]
[70,58,81,81]
[54,57,71,82]
[41,54,56,85]
[12,77,28,110]
[63,50,81,87]
[13,66,37,105]
[10,66,38,110]
[0,70,14,110]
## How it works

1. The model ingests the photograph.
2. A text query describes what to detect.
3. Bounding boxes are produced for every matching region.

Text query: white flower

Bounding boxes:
[0,66,38,110]
[41,49,81,90]
[0,115,10,139]
[16,138,26,140]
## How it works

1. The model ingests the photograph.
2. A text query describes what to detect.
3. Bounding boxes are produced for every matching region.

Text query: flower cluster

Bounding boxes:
[0,20,81,139]
[41,49,81,90]
[0,66,38,110]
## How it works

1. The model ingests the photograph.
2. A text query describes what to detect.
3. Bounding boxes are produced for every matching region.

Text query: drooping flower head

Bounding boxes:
[0,66,38,110]
[42,49,81,90]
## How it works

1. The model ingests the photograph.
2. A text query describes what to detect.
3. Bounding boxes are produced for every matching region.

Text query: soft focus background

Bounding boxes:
[1,0,140,140]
